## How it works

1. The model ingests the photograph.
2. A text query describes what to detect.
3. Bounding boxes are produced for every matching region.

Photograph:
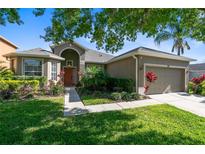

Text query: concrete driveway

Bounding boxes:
[149,92,205,117]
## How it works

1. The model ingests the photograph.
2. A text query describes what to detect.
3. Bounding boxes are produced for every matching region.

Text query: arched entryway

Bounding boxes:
[60,49,80,86]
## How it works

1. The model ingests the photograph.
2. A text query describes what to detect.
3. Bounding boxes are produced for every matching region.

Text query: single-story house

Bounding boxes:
[189,63,205,80]
[1,36,196,94]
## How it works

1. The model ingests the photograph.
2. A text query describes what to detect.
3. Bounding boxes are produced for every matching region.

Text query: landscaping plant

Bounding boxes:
[144,71,157,94]
[13,75,47,88]
[107,77,134,92]
[0,80,39,100]
[81,66,107,90]
[0,61,14,80]
[188,74,205,95]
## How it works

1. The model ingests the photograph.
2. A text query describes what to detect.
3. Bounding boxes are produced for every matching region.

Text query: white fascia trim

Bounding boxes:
[0,35,19,48]
[137,49,195,62]
[132,55,138,93]
[107,48,195,64]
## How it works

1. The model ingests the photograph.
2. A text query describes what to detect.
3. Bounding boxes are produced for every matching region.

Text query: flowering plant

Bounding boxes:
[144,71,157,93]
[191,74,205,85]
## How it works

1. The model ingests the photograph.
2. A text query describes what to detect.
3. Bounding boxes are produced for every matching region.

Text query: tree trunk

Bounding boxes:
[177,47,180,56]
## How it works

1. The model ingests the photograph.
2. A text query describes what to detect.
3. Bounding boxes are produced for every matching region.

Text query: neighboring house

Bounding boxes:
[2,36,196,94]
[0,36,18,68]
[189,63,205,79]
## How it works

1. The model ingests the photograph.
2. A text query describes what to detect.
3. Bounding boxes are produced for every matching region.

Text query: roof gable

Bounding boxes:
[107,46,196,63]
[0,35,18,49]
[3,48,65,61]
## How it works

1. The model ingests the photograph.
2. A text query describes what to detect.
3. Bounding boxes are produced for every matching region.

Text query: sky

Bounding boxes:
[0,8,204,64]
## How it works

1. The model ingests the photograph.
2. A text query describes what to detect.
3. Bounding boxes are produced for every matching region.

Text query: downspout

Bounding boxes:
[132,55,138,93]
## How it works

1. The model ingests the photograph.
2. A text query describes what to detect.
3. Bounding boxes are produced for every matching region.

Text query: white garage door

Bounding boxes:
[145,66,185,94]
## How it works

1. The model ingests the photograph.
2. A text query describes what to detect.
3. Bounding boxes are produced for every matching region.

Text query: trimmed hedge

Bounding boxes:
[107,77,134,92]
[0,80,39,100]
[12,76,47,87]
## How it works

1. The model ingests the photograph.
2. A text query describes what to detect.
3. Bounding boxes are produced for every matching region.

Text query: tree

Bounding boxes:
[0,9,23,26]
[42,8,205,53]
[0,8,204,54]
[154,22,191,56]
[0,8,45,26]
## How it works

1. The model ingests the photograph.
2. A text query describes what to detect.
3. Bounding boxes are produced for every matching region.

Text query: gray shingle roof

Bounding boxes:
[3,48,65,61]
[107,46,196,63]
[190,63,205,70]
[85,49,114,63]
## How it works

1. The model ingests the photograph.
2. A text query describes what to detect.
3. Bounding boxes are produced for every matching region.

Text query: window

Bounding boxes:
[51,62,57,80]
[23,58,42,76]
[66,60,73,67]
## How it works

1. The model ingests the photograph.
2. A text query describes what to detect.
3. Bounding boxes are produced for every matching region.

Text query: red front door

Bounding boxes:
[64,67,73,86]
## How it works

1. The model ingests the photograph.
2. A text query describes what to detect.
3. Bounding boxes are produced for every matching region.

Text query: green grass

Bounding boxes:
[81,95,113,105]
[1,97,205,144]
[76,88,114,105]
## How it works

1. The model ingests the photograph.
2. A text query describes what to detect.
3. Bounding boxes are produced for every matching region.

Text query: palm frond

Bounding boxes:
[184,41,191,50]
[154,31,173,46]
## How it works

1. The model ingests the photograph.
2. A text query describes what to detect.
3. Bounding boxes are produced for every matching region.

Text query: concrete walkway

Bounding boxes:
[64,87,164,116]
[64,87,88,116]
[64,89,205,117]
[149,92,205,117]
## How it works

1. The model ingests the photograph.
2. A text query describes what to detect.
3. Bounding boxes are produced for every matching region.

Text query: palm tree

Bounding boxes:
[154,24,191,56]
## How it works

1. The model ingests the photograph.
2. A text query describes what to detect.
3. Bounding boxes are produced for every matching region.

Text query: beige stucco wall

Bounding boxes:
[52,42,86,74]
[137,55,189,93]
[16,57,22,75]
[106,57,136,82]
[0,38,17,68]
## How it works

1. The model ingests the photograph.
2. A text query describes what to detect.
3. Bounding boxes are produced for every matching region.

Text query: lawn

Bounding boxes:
[1,97,205,144]
[76,88,114,105]
[80,95,113,105]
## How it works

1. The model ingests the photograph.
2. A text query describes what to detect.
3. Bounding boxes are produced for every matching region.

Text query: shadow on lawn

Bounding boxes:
[0,99,205,145]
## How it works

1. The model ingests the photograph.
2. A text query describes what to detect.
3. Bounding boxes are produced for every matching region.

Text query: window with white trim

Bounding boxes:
[51,62,57,80]
[23,58,42,76]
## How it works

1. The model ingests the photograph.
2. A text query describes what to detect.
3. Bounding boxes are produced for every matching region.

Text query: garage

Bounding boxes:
[145,66,185,94]
[106,47,195,95]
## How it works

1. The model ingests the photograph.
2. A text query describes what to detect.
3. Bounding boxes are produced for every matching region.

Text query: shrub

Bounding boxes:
[48,80,64,96]
[188,82,196,94]
[0,80,39,100]
[189,74,205,96]
[121,91,128,99]
[78,87,92,95]
[13,76,47,87]
[122,93,133,101]
[0,64,14,80]
[131,92,140,100]
[111,92,121,101]
[81,66,107,90]
[107,77,134,92]
[201,81,205,96]
[191,74,205,85]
